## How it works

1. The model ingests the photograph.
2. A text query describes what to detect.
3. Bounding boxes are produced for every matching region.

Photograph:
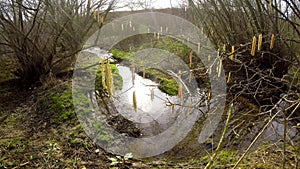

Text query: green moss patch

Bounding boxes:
[143,68,178,96]
[111,49,131,60]
[39,87,75,124]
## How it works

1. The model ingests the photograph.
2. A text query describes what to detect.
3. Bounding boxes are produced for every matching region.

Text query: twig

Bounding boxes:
[204,103,233,169]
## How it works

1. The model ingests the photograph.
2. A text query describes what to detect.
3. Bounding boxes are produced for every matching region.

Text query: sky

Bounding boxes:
[116,0,186,11]
[151,0,182,8]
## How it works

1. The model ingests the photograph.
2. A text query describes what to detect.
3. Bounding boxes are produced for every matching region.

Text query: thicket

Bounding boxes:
[0,0,116,86]
[189,0,299,167]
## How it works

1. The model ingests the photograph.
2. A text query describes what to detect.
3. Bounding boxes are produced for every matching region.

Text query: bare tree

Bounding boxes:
[189,0,299,167]
[121,0,156,11]
[0,0,116,85]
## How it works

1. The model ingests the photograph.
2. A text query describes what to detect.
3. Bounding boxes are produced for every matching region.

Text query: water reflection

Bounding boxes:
[114,66,179,124]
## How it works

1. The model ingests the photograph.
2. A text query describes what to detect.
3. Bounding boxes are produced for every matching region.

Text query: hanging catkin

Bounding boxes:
[251,36,257,56]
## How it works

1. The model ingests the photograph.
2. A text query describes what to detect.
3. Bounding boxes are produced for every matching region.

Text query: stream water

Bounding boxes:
[114,66,178,124]
[113,64,207,138]
[80,47,299,157]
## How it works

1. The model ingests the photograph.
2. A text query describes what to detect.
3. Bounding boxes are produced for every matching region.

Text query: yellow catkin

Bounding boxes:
[187,100,192,115]
[178,71,182,99]
[133,91,137,112]
[258,34,263,51]
[131,65,135,85]
[98,15,104,24]
[270,34,275,50]
[105,61,110,87]
[189,72,192,83]
[110,64,114,96]
[218,59,222,78]
[178,83,183,100]
[189,51,193,68]
[101,60,107,89]
[251,36,257,56]
[157,33,160,40]
[208,92,211,100]
[93,9,97,20]
[223,44,226,51]
[197,43,201,54]
[227,72,231,83]
[142,63,145,79]
[106,62,114,99]
[269,0,273,10]
[230,46,235,60]
[150,88,154,101]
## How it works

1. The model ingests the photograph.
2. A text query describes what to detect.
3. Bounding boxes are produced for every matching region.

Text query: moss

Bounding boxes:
[158,78,178,96]
[95,122,112,143]
[143,68,178,96]
[75,92,93,115]
[53,88,74,121]
[138,37,192,60]
[40,87,75,124]
[111,49,131,60]
[218,150,236,165]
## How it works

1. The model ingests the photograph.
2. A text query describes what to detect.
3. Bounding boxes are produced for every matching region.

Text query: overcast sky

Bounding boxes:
[116,0,187,11]
[151,0,182,8]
